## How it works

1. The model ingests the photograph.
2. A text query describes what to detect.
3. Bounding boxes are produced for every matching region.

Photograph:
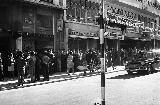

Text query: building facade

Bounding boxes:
[0,0,65,76]
[65,0,100,52]
[102,0,159,50]
[118,0,160,49]
[64,0,160,52]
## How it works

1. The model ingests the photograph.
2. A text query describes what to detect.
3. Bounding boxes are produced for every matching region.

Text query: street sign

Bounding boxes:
[57,19,63,31]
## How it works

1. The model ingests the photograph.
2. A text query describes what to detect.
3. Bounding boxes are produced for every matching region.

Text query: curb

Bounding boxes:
[0,67,125,91]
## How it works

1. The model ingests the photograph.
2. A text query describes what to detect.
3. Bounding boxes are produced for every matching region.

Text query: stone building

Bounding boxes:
[0,0,65,76]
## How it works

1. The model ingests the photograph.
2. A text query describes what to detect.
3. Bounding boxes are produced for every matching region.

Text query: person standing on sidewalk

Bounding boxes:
[28,51,36,83]
[8,53,15,80]
[67,51,74,75]
[16,51,25,86]
[0,53,4,81]
[86,49,94,73]
[35,52,42,81]
[42,52,50,81]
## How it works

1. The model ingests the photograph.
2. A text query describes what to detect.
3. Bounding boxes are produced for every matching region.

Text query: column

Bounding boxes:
[53,12,56,52]
[16,36,22,51]
[63,0,68,51]
[65,28,69,51]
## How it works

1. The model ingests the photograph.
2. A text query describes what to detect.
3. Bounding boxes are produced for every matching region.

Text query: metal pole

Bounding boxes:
[99,0,105,105]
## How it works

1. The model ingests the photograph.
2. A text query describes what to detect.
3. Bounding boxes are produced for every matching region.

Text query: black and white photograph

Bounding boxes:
[0,0,160,105]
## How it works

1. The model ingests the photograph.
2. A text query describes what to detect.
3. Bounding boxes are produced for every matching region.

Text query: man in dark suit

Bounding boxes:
[42,52,50,81]
[16,51,25,86]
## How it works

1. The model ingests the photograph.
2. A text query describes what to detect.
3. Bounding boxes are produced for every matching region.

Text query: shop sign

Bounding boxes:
[118,35,124,40]
[135,26,140,33]
[127,27,135,33]
[140,31,151,40]
[57,19,63,31]
[23,8,34,33]
[145,27,152,31]
[68,29,98,38]
[104,26,122,39]
[104,32,120,39]
[154,35,160,40]
[106,12,146,29]
[127,26,141,34]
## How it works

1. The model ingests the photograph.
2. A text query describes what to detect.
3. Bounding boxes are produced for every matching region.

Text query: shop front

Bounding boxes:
[65,21,99,51]
[104,26,124,50]
[104,0,159,51]
[21,4,57,52]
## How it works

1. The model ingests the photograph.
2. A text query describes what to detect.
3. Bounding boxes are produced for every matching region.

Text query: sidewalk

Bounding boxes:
[0,66,125,91]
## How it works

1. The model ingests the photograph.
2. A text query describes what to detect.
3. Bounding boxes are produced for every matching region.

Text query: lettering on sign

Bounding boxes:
[68,29,98,38]
[24,17,33,24]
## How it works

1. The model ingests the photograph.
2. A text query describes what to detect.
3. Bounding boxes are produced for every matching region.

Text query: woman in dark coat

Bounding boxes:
[16,51,25,86]
[28,51,36,82]
[35,52,42,81]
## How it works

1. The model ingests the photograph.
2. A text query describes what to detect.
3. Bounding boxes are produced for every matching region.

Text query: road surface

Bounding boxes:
[0,70,160,105]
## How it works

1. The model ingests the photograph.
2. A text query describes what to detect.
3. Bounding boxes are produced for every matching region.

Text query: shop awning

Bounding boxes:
[69,35,78,38]
[92,37,99,39]
[78,36,88,39]
[69,35,99,39]
[66,21,99,39]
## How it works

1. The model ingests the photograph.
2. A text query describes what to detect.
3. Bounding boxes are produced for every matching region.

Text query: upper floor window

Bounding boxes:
[138,14,141,21]
[39,0,53,4]
[37,14,53,28]
[137,0,142,3]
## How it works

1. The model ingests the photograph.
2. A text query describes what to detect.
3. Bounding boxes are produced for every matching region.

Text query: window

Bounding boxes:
[138,15,141,21]
[40,0,53,4]
[148,18,150,27]
[133,13,137,20]
[120,9,124,15]
[117,9,120,15]
[151,22,154,29]
[138,0,142,3]
[37,14,53,28]
[148,1,150,6]
[155,20,157,29]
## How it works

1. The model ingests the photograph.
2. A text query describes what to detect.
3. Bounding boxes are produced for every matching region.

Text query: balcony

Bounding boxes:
[16,0,65,10]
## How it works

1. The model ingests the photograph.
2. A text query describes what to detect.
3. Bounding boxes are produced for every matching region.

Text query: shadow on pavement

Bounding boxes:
[106,71,159,79]
[0,72,101,91]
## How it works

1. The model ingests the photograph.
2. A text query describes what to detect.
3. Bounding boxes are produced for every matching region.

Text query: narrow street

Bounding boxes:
[0,70,160,105]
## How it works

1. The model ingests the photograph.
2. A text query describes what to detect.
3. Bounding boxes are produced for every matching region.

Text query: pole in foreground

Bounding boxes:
[94,0,105,104]
[99,0,105,105]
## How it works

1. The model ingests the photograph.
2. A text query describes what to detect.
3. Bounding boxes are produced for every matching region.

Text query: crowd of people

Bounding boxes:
[0,50,52,86]
[0,47,149,86]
